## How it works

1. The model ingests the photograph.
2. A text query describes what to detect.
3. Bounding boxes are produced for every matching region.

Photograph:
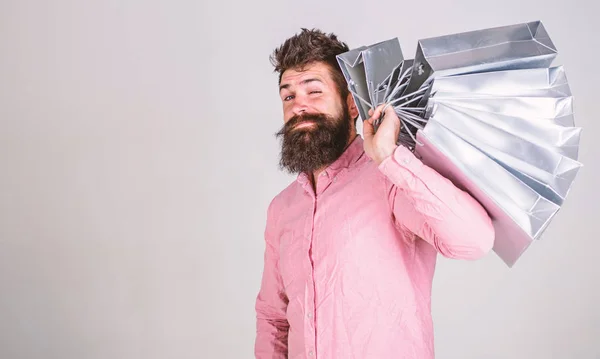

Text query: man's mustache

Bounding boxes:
[283,113,328,132]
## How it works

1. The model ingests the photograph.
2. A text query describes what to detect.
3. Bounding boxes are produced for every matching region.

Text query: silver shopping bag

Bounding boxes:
[405,21,558,94]
[336,38,404,121]
[427,103,582,205]
[431,95,573,121]
[429,66,570,96]
[415,121,561,267]
[427,105,581,160]
[336,20,583,266]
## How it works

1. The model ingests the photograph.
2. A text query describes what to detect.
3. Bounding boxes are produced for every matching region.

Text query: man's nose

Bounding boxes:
[291,96,308,116]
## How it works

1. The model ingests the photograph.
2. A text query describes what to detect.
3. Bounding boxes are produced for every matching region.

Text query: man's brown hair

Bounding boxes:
[270,28,351,102]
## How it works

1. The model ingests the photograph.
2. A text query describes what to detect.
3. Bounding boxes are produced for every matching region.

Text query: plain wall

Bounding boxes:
[0,0,598,358]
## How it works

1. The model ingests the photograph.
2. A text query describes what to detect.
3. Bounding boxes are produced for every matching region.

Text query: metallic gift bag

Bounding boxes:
[336,38,404,121]
[426,103,582,206]
[427,105,581,160]
[416,121,561,267]
[431,95,573,119]
[336,20,583,266]
[405,21,558,94]
[429,66,570,96]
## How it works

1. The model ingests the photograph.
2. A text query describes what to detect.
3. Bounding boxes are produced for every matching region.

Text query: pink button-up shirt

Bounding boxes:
[255,135,494,359]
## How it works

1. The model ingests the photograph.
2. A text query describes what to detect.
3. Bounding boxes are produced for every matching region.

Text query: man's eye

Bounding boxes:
[284,95,294,101]
[309,91,322,94]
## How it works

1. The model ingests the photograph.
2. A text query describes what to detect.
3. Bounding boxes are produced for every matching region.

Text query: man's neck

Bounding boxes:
[311,167,326,186]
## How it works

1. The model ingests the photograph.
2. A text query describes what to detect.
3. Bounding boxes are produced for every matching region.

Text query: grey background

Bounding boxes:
[1,0,598,358]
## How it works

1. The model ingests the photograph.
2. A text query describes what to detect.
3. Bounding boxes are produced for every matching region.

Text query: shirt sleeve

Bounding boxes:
[378,144,495,260]
[254,200,289,358]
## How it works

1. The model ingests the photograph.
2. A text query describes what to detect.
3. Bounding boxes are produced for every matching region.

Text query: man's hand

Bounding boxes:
[363,104,401,165]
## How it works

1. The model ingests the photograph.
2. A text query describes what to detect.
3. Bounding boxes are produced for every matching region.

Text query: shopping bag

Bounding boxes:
[336,38,404,121]
[427,103,582,205]
[416,121,561,267]
[405,21,558,94]
[336,20,583,266]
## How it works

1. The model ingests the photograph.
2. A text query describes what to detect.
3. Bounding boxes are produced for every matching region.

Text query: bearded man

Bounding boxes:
[254,28,495,359]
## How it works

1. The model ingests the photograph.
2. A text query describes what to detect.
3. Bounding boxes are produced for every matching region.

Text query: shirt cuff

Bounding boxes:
[377,145,425,187]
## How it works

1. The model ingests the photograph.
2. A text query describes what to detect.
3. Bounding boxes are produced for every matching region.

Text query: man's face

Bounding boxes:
[276,62,357,175]
[279,61,346,125]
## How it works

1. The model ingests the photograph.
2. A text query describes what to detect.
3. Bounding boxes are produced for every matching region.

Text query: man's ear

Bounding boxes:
[346,93,359,120]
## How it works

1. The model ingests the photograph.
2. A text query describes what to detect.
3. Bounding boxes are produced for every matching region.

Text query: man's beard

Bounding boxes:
[275,105,352,175]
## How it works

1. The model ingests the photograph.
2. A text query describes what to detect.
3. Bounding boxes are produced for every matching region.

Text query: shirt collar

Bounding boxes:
[297,134,365,184]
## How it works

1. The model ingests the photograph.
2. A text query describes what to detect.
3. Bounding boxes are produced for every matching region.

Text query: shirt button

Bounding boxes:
[307,313,313,318]
[309,350,314,356]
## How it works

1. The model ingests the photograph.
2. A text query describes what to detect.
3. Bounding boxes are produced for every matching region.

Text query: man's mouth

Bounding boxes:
[294,121,316,130]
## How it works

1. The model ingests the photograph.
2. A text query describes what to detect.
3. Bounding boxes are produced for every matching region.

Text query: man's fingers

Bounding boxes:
[368,104,386,123]
[363,117,375,138]
[383,105,398,119]
[365,104,395,138]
